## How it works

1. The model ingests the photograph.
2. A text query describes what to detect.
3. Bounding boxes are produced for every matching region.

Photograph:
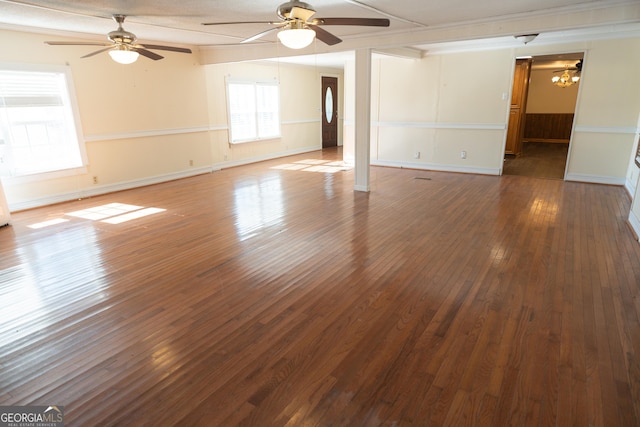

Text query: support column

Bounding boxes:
[354,48,372,192]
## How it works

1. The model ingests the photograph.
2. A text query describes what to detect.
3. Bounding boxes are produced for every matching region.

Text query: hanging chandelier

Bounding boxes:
[552,66,580,88]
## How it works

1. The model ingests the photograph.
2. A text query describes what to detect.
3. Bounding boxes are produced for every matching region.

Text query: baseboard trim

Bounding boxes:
[213,146,322,169]
[9,166,214,212]
[565,173,625,186]
[371,159,500,176]
[9,146,326,211]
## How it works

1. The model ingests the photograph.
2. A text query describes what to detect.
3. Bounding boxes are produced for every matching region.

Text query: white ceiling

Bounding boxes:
[0,0,638,66]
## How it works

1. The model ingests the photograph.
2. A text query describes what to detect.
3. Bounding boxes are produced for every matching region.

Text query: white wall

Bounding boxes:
[0,29,342,211]
[1,28,211,210]
[566,39,640,184]
[345,50,515,175]
[203,61,343,167]
[343,36,640,184]
[3,27,640,211]
[527,68,579,114]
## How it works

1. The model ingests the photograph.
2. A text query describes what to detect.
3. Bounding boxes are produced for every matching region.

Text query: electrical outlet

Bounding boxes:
[414,151,420,159]
[189,159,194,166]
[461,151,467,159]
[93,176,98,184]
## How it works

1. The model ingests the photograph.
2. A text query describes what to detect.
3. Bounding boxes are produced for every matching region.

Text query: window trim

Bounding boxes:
[0,62,88,181]
[225,77,281,144]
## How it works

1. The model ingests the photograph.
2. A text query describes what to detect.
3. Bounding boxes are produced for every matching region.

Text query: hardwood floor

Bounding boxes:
[1,147,640,426]
[503,142,569,180]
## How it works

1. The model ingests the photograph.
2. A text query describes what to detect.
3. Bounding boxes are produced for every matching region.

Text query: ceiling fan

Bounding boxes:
[552,59,583,74]
[45,15,192,64]
[202,0,390,49]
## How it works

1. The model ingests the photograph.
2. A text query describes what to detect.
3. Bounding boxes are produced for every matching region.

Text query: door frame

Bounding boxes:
[321,74,341,148]
[501,51,586,179]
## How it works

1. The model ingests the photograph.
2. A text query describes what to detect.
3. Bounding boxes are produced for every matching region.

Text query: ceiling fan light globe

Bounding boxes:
[277,28,315,49]
[109,48,139,64]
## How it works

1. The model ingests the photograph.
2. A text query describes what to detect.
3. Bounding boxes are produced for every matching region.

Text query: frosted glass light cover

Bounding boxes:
[325,87,333,123]
[277,28,315,49]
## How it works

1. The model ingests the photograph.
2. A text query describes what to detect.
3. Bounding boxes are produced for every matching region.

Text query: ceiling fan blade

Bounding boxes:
[81,47,114,58]
[139,44,192,54]
[311,26,341,46]
[313,17,390,27]
[133,48,164,60]
[242,26,283,43]
[46,41,111,46]
[202,21,277,26]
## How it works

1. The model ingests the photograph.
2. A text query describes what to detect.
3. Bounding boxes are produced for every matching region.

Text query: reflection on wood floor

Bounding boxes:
[1,147,639,426]
[503,142,569,180]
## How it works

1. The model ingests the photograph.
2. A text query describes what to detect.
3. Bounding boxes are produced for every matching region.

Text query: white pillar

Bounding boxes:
[354,48,371,192]
[0,180,10,226]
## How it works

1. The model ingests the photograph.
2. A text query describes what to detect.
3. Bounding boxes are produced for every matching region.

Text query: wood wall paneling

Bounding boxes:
[523,113,574,143]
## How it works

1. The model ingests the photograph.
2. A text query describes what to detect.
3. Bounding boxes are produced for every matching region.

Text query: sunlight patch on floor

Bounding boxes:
[28,203,165,228]
[102,207,166,224]
[271,159,351,174]
[67,203,143,220]
[28,218,69,229]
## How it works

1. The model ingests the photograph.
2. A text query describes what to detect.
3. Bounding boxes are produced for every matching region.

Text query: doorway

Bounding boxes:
[322,76,338,148]
[503,53,583,179]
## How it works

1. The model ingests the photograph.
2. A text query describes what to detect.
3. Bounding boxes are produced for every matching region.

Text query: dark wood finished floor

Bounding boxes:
[503,142,569,180]
[1,147,640,426]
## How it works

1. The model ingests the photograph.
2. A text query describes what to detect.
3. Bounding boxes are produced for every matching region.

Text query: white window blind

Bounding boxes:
[227,80,280,143]
[0,66,85,176]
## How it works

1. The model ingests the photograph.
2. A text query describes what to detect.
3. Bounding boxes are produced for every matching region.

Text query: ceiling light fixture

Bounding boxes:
[277,22,315,49]
[109,45,139,64]
[552,66,580,88]
[514,33,538,44]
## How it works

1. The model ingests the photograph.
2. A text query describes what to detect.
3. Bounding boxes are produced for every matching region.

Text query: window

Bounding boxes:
[0,64,86,177]
[227,80,280,143]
